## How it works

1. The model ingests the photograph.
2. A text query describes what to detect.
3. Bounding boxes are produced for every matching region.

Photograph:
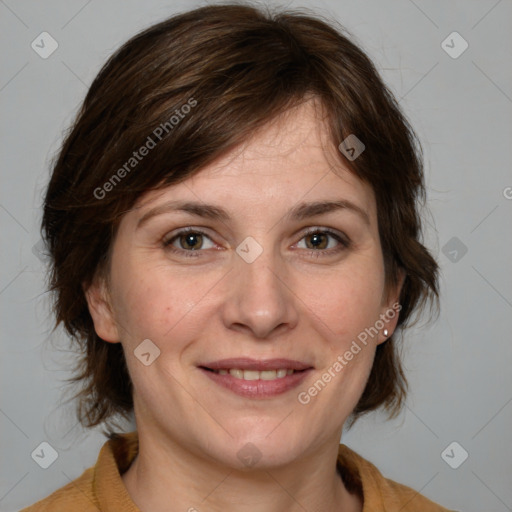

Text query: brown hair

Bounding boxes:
[42,3,439,431]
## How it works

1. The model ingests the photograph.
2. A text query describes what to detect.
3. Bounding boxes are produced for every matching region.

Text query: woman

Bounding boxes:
[22,3,454,511]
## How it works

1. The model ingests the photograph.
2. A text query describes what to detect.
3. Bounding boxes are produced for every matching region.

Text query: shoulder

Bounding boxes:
[376,476,457,511]
[18,467,99,512]
[19,431,139,512]
[338,444,459,511]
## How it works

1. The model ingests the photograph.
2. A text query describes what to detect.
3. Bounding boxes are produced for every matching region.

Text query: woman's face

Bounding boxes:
[86,98,403,469]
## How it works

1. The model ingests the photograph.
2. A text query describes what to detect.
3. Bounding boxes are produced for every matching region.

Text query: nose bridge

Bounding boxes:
[238,242,281,297]
[223,236,297,338]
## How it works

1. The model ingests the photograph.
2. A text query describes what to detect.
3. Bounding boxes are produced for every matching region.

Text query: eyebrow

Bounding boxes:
[136,198,370,229]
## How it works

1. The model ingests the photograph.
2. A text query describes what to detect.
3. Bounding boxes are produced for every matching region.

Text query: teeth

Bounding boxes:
[214,368,297,380]
[242,370,260,381]
[229,369,244,379]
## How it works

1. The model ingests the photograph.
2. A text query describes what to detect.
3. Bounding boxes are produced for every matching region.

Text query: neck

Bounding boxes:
[121,427,362,512]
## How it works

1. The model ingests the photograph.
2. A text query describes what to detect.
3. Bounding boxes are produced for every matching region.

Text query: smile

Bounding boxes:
[209,368,297,380]
[199,365,312,398]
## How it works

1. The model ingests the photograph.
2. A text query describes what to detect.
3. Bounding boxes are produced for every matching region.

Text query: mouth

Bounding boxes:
[198,358,313,398]
[202,367,302,380]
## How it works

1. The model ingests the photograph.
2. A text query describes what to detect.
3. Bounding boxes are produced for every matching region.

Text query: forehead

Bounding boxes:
[132,98,376,222]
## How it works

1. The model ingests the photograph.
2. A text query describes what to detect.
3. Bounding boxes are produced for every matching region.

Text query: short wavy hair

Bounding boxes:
[41,3,439,431]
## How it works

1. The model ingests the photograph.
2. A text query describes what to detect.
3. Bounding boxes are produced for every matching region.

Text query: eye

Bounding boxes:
[295,228,350,256]
[163,228,216,257]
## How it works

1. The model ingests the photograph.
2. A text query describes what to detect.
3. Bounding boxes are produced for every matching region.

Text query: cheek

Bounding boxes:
[301,263,385,342]
[109,260,179,344]
[110,256,219,348]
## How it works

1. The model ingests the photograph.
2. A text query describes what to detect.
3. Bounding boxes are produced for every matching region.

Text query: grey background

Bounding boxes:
[1,0,511,510]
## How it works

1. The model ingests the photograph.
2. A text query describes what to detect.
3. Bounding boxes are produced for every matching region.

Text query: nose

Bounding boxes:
[220,243,299,340]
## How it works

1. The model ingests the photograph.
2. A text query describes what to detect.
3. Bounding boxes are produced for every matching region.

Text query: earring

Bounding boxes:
[383,329,389,337]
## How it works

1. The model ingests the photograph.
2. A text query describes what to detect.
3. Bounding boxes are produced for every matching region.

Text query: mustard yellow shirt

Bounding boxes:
[20,431,456,511]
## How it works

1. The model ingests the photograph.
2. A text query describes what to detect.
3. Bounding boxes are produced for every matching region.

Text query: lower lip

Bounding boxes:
[199,368,312,398]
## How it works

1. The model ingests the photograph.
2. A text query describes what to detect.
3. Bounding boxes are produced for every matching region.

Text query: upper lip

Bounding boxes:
[200,358,313,371]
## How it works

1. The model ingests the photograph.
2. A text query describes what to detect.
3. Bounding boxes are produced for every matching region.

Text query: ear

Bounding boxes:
[83,276,120,343]
[377,268,406,345]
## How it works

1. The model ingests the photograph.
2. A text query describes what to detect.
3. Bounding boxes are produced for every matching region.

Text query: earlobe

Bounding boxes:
[378,268,406,344]
[83,278,120,343]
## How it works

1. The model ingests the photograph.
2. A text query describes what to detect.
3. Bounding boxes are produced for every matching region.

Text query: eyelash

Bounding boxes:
[162,227,350,259]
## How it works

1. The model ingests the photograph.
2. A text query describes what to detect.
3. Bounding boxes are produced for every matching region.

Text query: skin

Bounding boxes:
[85,97,404,512]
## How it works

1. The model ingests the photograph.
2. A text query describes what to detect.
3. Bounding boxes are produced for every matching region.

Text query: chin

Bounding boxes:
[210,428,306,471]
